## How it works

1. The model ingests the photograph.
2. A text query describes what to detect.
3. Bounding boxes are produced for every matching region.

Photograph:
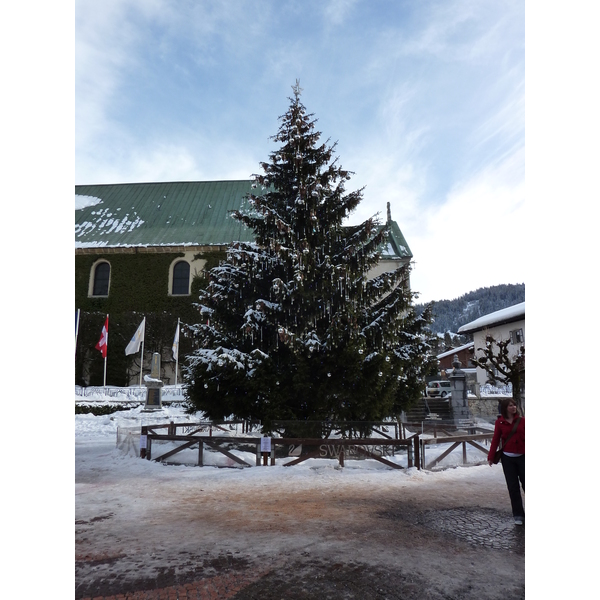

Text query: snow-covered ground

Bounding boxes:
[71,392,595,598]
[3,385,578,598]
[74,397,524,597]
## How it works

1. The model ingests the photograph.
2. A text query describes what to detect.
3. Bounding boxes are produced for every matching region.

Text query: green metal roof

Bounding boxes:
[75,180,255,248]
[381,218,412,260]
[75,180,412,260]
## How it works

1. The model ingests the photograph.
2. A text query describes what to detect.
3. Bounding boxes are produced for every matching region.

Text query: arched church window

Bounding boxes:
[172,261,190,295]
[92,262,110,296]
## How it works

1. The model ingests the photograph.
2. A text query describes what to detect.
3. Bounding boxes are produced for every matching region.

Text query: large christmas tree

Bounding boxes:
[184,82,436,432]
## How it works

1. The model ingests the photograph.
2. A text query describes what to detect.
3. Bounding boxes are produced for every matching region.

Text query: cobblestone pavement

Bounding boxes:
[420,507,525,554]
[76,554,266,600]
[78,567,270,600]
[77,501,524,600]
[380,505,525,554]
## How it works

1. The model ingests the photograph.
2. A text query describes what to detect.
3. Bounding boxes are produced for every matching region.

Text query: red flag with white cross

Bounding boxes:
[95,315,109,358]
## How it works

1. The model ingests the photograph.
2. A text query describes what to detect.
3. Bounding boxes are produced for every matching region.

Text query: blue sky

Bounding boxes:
[75,0,525,303]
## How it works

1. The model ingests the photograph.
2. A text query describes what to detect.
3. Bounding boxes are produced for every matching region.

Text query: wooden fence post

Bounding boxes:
[414,434,420,470]
[140,426,148,459]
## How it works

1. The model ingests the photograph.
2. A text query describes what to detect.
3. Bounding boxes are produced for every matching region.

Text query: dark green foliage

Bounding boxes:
[415,283,525,335]
[184,84,437,432]
[75,251,206,385]
[75,252,205,314]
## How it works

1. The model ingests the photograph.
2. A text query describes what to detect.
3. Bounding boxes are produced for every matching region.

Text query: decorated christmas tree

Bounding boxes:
[184,82,436,432]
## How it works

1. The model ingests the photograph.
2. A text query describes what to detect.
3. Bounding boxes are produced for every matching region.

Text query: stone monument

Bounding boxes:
[143,352,164,411]
[449,354,471,424]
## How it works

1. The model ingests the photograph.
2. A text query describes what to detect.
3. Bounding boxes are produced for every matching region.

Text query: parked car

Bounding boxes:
[426,380,452,398]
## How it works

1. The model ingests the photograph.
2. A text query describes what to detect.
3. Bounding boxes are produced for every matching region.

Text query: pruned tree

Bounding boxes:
[471,334,525,413]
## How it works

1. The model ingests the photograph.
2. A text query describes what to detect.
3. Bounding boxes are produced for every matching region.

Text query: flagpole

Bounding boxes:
[174,318,180,387]
[139,317,145,387]
[103,314,108,386]
[139,339,144,387]
[75,308,80,356]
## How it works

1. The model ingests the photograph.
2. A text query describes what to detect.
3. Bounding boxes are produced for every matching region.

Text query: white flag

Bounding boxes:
[125,318,145,355]
[172,320,180,361]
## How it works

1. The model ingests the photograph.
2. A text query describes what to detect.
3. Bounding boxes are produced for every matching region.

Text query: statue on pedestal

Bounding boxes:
[143,352,164,411]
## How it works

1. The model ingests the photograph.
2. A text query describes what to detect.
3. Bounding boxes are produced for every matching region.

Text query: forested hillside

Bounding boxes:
[415,283,525,335]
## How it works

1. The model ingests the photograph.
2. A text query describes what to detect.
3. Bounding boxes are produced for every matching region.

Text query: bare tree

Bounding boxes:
[471,334,525,413]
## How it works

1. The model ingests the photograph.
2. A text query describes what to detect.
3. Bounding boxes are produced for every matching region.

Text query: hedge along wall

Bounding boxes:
[75,248,226,386]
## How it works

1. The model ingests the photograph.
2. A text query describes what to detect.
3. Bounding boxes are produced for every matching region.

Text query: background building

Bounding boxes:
[458,302,525,393]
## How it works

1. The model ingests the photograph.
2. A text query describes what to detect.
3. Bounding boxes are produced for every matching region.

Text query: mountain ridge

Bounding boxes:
[416,283,525,335]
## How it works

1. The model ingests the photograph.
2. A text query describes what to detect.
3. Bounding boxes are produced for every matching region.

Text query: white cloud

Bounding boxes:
[322,0,359,26]
[396,0,522,65]
[77,134,261,185]
[408,150,525,303]
[75,0,141,148]
[344,153,425,229]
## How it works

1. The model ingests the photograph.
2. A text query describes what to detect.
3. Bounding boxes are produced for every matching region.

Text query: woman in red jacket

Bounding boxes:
[488,398,525,525]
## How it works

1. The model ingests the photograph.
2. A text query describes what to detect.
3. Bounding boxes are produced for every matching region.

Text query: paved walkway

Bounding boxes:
[76,437,524,600]
[80,568,269,600]
[78,506,524,600]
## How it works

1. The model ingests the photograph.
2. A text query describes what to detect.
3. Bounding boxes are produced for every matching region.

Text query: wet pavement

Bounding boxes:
[77,503,524,600]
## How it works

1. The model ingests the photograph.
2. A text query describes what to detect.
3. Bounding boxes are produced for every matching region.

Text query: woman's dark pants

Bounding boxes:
[501,454,525,518]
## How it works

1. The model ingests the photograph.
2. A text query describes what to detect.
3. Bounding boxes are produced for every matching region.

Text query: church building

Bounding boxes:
[75,180,413,386]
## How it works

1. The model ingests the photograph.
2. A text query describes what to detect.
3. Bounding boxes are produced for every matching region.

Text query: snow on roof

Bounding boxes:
[458,302,525,334]
[436,342,474,359]
[75,194,103,210]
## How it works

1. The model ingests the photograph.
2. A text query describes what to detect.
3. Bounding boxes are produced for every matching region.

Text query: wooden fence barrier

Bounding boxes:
[401,420,489,439]
[278,437,417,469]
[419,432,494,470]
[139,422,418,470]
[137,421,495,471]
